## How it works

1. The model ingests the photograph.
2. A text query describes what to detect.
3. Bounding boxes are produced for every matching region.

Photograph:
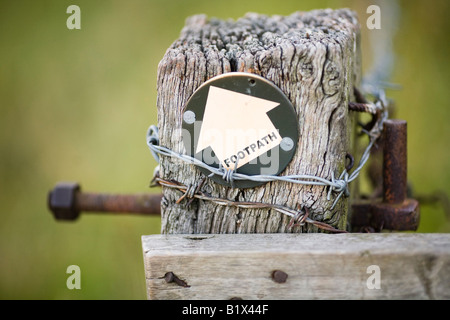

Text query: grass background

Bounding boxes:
[0,0,449,299]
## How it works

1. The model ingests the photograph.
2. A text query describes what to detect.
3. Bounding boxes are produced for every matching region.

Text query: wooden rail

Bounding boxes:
[142,233,450,300]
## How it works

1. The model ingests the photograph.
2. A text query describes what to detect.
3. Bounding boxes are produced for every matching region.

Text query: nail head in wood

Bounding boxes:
[271,270,288,283]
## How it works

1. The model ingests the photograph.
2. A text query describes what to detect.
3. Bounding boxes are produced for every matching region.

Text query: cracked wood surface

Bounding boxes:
[143,233,450,300]
[157,10,361,234]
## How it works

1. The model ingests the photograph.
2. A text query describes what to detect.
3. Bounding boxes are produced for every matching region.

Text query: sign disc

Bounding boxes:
[182,72,299,188]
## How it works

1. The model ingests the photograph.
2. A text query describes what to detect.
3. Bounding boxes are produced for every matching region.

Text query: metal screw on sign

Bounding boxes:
[183,110,196,124]
[280,137,294,152]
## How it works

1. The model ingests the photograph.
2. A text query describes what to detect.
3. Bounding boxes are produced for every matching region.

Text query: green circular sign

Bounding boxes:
[182,72,299,188]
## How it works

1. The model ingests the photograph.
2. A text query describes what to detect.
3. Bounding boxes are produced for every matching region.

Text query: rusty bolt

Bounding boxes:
[48,182,81,220]
[48,182,162,221]
[351,119,420,232]
[271,270,288,283]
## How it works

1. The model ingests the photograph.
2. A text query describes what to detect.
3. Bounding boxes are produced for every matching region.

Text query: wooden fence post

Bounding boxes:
[156,9,361,234]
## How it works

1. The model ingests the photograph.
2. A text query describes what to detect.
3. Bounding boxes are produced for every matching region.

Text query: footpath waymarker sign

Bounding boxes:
[182,72,299,188]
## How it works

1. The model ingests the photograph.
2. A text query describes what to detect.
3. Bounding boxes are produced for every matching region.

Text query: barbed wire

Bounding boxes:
[154,176,347,233]
[146,96,388,213]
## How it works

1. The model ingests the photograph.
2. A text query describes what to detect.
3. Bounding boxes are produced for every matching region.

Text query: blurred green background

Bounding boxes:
[0,0,449,299]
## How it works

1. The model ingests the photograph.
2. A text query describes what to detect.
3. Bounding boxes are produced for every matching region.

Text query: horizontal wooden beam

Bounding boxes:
[142,233,450,300]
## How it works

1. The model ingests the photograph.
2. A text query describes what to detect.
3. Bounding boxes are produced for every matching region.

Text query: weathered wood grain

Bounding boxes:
[142,233,450,300]
[157,10,361,233]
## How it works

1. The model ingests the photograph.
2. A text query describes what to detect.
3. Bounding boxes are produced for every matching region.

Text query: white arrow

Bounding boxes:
[196,86,282,170]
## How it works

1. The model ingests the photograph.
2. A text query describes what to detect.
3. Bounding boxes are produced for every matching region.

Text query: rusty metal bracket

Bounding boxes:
[351,119,420,232]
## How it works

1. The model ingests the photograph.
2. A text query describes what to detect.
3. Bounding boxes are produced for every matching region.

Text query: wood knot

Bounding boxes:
[323,60,341,95]
[300,62,313,79]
